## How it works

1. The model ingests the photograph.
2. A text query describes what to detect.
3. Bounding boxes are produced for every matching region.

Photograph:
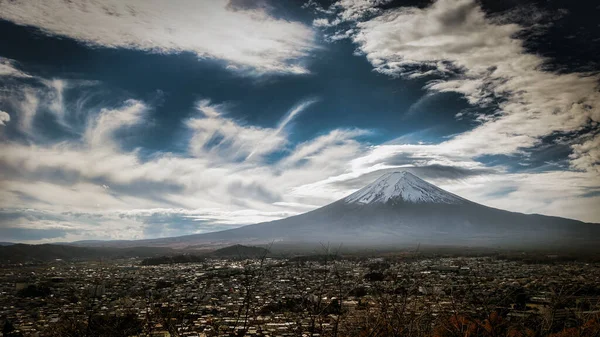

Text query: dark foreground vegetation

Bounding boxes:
[2,248,600,336]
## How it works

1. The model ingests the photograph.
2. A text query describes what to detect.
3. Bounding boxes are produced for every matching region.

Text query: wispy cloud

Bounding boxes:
[277,99,318,134]
[0,0,317,74]
[0,57,31,78]
[0,74,371,241]
[188,100,289,161]
[247,98,318,159]
[84,100,147,148]
[1,76,74,135]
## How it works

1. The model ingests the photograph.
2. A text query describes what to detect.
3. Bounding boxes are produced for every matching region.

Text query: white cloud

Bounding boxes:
[84,99,146,148]
[276,99,318,134]
[0,206,300,243]
[312,18,341,28]
[438,171,600,223]
[0,0,316,74]
[188,99,319,161]
[0,110,10,126]
[18,89,39,133]
[188,100,287,161]
[1,78,71,134]
[318,0,600,169]
[41,78,67,123]
[280,128,369,167]
[333,0,391,23]
[0,57,31,78]
[570,133,600,174]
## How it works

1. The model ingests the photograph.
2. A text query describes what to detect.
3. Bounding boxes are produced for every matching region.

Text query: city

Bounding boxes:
[2,250,599,336]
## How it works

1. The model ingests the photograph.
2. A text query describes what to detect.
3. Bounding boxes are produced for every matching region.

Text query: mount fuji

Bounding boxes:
[344,171,467,205]
[87,172,600,250]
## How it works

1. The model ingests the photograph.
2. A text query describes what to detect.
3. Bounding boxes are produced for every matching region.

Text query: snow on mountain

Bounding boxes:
[344,171,467,205]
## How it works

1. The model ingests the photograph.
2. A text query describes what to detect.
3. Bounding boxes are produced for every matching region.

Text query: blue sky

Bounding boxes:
[0,0,599,243]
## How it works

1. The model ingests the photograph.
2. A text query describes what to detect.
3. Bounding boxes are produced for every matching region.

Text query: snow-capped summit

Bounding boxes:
[344,171,467,205]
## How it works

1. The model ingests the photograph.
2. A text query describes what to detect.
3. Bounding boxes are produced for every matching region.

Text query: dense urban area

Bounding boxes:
[2,248,600,337]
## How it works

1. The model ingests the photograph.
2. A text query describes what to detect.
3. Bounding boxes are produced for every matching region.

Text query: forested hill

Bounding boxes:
[212,245,270,258]
[0,244,173,263]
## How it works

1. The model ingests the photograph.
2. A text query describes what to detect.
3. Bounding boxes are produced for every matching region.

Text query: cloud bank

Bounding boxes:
[0,57,31,78]
[312,0,600,172]
[0,0,316,74]
[0,110,10,126]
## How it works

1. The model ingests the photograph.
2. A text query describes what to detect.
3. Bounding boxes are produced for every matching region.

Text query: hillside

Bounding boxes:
[0,244,174,263]
[212,244,270,258]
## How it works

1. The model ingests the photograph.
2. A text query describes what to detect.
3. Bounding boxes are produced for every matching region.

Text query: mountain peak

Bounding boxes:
[344,171,467,205]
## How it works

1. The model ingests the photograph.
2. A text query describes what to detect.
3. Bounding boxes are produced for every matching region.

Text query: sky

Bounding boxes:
[0,0,599,243]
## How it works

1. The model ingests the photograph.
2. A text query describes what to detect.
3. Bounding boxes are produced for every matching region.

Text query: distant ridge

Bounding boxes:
[212,244,270,258]
[0,244,174,263]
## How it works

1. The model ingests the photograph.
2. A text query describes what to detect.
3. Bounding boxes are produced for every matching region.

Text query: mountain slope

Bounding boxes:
[80,171,600,250]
